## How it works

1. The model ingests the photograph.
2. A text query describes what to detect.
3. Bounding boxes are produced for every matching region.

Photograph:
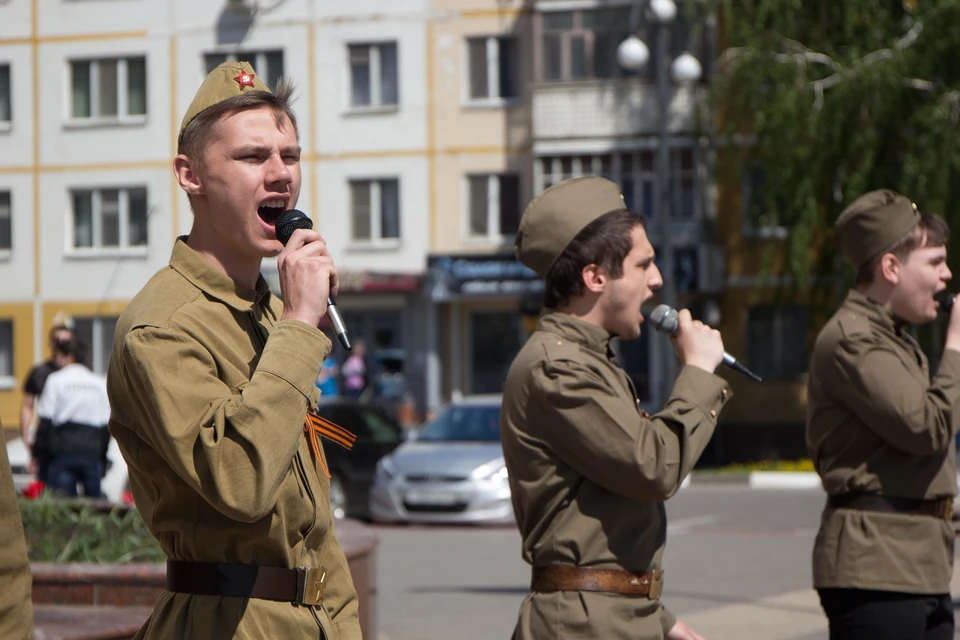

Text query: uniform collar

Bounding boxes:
[169,236,272,312]
[845,289,907,332]
[538,310,615,356]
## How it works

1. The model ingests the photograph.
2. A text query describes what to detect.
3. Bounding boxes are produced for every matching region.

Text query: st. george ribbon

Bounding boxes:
[649,304,762,382]
[274,209,353,351]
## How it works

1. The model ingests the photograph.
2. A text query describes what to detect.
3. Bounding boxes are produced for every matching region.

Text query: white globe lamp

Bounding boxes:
[649,0,677,23]
[671,52,703,83]
[617,35,650,72]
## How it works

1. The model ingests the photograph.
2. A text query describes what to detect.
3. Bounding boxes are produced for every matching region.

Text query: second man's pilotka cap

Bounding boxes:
[835,189,921,268]
[178,61,272,144]
[515,177,627,277]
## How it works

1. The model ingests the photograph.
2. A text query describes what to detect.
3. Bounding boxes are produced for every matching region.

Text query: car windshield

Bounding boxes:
[417,405,501,442]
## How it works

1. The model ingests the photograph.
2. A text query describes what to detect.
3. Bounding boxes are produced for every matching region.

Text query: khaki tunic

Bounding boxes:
[0,436,33,640]
[807,289,960,595]
[107,238,361,639]
[500,312,731,640]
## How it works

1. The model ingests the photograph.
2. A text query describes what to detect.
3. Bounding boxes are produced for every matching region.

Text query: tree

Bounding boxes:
[714,0,960,316]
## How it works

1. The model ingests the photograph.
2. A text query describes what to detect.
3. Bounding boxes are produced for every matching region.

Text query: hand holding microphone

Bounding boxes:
[275,209,352,351]
[649,304,763,382]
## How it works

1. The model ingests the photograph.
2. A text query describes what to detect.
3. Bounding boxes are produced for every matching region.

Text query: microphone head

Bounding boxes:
[275,209,313,246]
[649,304,679,335]
[940,293,956,315]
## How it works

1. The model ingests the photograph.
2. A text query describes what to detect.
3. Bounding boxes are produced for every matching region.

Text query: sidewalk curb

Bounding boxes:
[686,471,821,490]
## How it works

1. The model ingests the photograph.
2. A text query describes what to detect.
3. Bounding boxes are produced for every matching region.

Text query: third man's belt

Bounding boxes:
[166,560,326,606]
[531,566,664,599]
[827,493,954,522]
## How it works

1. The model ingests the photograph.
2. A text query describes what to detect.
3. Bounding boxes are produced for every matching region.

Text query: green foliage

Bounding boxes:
[714,0,960,314]
[19,493,164,563]
[714,457,815,474]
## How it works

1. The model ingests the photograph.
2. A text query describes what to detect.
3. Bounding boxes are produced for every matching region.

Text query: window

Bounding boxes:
[71,187,148,250]
[70,57,147,120]
[0,320,12,381]
[0,191,10,251]
[467,36,519,101]
[73,316,118,375]
[741,162,788,239]
[467,174,520,238]
[360,406,404,446]
[350,179,400,242]
[349,43,399,108]
[469,311,524,394]
[541,8,696,83]
[538,148,697,218]
[0,64,10,124]
[204,50,284,90]
[541,8,632,82]
[747,305,808,381]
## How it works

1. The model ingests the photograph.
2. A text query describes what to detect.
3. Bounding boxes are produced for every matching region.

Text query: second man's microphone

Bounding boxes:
[939,293,956,315]
[649,304,762,382]
[275,209,352,351]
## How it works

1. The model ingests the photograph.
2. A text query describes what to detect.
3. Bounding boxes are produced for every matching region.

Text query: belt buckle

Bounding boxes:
[647,569,664,600]
[943,497,954,522]
[299,567,326,606]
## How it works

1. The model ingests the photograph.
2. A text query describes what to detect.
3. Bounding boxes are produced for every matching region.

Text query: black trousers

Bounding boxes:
[818,588,954,640]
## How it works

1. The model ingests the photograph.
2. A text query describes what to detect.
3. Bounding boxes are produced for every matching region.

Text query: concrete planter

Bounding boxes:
[31,518,378,640]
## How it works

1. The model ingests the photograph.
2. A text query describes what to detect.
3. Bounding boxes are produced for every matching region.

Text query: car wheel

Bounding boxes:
[329,474,347,520]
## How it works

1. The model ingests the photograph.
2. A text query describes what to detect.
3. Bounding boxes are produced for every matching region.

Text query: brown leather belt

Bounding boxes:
[531,566,664,599]
[166,560,327,606]
[827,493,954,522]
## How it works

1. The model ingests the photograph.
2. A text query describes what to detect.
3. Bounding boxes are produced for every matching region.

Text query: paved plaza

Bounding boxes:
[373,485,960,640]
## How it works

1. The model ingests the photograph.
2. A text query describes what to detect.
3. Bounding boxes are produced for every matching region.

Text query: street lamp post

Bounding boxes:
[616,0,702,406]
[653,6,676,399]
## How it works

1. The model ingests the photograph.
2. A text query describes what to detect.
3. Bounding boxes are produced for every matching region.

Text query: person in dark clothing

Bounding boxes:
[20,323,74,482]
[38,338,111,498]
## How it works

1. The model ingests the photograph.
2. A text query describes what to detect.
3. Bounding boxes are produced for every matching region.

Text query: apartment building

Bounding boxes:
[0,0,806,459]
[0,0,550,427]
[424,0,534,403]
[522,0,725,411]
[0,0,439,428]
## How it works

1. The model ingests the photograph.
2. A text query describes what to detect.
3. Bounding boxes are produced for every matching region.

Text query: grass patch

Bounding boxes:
[711,458,815,474]
[19,492,164,563]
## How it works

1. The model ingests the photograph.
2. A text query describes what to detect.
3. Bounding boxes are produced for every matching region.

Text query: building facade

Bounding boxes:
[1,0,807,461]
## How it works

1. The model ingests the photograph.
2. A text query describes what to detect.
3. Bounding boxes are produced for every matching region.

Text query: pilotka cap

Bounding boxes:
[835,189,921,268]
[178,61,272,144]
[515,177,628,278]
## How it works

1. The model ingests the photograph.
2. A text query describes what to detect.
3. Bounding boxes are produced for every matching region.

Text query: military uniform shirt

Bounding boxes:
[107,238,361,640]
[807,289,960,595]
[500,312,731,640]
[0,439,33,640]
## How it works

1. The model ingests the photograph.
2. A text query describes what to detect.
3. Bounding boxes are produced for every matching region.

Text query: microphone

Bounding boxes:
[274,209,352,351]
[649,304,762,382]
[939,293,955,315]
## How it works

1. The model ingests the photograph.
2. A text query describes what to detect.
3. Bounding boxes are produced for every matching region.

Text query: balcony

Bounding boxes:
[532,79,700,146]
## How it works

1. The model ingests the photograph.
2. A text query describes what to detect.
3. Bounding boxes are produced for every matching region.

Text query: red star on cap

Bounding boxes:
[234,71,256,90]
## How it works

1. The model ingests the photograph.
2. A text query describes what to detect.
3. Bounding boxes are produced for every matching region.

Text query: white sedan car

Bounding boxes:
[369,395,514,525]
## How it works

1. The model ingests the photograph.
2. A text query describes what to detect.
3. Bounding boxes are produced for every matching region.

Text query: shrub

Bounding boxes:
[715,458,815,474]
[19,492,164,563]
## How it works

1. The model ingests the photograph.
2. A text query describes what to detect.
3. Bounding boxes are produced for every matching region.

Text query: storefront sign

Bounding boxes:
[427,255,544,300]
[262,267,422,296]
[337,270,423,293]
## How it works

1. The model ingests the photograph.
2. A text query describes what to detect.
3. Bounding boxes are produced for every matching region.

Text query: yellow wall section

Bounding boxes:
[0,301,130,434]
[42,300,129,329]
[0,304,35,436]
